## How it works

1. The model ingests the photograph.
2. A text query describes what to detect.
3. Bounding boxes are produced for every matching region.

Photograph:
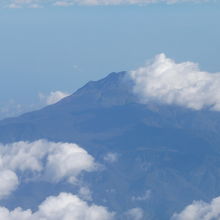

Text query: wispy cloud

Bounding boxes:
[2,0,214,8]
[103,152,118,163]
[131,190,151,201]
[129,53,220,111]
[6,0,41,8]
[0,90,70,120]
[0,99,37,120]
[78,186,93,201]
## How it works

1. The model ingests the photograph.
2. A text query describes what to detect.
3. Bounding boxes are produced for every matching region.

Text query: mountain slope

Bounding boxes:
[1,72,220,219]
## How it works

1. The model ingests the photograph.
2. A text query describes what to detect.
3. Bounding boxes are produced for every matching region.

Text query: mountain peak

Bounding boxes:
[57,71,137,110]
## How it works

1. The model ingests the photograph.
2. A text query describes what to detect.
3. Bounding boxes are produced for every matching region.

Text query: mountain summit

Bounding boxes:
[1,71,220,219]
[57,71,137,109]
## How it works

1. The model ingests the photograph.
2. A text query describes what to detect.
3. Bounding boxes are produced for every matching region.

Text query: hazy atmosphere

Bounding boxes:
[0,1,219,118]
[0,1,220,220]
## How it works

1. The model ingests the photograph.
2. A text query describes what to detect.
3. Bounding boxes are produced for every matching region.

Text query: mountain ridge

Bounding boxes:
[1,71,220,219]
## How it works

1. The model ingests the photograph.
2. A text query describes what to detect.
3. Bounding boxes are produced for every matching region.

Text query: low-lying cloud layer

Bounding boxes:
[2,0,213,8]
[0,192,114,220]
[0,140,115,219]
[129,53,220,111]
[0,140,97,199]
[172,196,220,220]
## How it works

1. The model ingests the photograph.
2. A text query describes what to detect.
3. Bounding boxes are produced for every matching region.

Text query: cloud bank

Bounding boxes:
[172,196,220,220]
[0,140,114,219]
[0,140,97,199]
[3,0,214,8]
[0,192,114,220]
[129,53,220,111]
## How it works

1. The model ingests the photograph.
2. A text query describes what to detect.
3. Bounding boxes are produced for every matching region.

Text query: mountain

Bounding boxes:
[1,71,220,219]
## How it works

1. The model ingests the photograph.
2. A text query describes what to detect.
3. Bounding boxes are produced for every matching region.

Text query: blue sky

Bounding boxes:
[0,1,219,118]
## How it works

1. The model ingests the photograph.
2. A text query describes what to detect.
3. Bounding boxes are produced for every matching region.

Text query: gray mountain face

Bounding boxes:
[1,72,220,219]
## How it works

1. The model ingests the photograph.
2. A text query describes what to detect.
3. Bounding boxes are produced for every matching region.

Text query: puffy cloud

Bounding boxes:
[2,0,214,8]
[0,207,32,219]
[172,196,220,220]
[0,140,97,199]
[39,91,70,105]
[1,140,46,172]
[45,143,96,183]
[103,152,118,163]
[0,170,19,199]
[0,141,113,219]
[0,192,114,220]
[125,208,144,220]
[129,53,220,111]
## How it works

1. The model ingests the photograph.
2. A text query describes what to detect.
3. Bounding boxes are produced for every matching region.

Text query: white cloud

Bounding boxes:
[0,192,114,220]
[39,91,70,105]
[129,53,220,111]
[7,0,40,8]
[0,140,97,199]
[0,141,114,219]
[2,0,214,8]
[0,169,19,199]
[103,152,118,163]
[125,208,144,220]
[172,196,220,220]
[131,190,151,201]
[0,207,32,220]
[45,142,96,183]
[78,186,93,201]
[54,0,74,6]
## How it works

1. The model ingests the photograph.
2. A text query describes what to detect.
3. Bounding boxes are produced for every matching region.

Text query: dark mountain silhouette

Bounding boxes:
[1,71,220,219]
